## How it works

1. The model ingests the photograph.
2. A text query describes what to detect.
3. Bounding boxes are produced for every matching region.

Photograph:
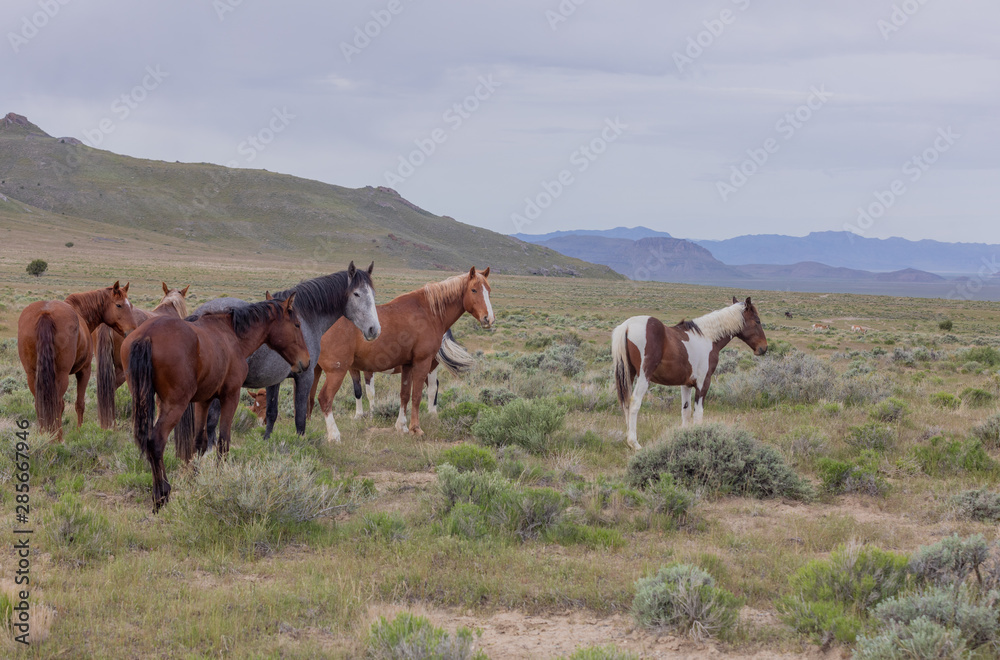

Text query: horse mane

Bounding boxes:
[153,291,188,318]
[422,273,468,319]
[186,299,284,338]
[690,302,746,342]
[271,269,372,320]
[65,288,111,325]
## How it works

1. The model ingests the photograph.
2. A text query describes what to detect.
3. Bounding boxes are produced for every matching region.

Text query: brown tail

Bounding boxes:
[96,325,118,429]
[128,337,156,459]
[611,322,633,414]
[34,315,60,433]
[174,404,196,462]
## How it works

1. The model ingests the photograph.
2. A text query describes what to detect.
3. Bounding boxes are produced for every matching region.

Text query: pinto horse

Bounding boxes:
[192,261,381,444]
[123,296,309,511]
[611,297,767,451]
[315,267,493,441]
[17,282,136,440]
[94,282,189,428]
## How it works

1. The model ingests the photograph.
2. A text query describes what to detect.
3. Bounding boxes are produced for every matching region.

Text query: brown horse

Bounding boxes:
[246,388,268,426]
[315,267,494,441]
[611,297,768,450]
[122,296,309,510]
[17,282,136,440]
[94,282,189,427]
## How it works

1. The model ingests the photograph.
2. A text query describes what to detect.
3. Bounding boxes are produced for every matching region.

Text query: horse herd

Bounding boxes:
[17,262,768,511]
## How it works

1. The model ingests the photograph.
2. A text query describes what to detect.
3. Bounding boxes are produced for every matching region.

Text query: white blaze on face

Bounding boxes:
[483,287,494,325]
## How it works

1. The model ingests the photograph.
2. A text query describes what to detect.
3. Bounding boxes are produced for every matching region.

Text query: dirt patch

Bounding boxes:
[366,603,832,659]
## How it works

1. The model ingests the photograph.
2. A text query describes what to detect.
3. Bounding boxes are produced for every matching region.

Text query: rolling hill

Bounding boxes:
[0,112,620,279]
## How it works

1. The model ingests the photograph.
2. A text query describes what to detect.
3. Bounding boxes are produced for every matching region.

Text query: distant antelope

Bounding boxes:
[812,323,830,330]
[851,325,868,333]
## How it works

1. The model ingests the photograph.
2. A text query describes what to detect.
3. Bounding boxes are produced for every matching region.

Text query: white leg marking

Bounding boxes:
[427,367,439,415]
[395,405,408,433]
[325,412,341,444]
[354,394,364,419]
[366,382,375,406]
[627,374,649,451]
[693,396,705,424]
[681,386,693,427]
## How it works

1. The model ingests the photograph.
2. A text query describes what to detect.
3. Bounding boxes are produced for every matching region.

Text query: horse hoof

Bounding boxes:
[411,427,424,437]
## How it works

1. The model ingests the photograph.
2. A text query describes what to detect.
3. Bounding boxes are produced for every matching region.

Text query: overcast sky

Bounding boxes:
[4,0,998,243]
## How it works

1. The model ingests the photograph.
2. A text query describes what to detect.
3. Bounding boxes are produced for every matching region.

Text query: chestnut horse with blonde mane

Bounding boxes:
[612,297,767,450]
[123,296,309,511]
[315,267,493,441]
[17,282,136,440]
[94,282,190,428]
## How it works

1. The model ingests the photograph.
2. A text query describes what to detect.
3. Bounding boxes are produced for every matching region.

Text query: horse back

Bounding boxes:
[636,316,698,387]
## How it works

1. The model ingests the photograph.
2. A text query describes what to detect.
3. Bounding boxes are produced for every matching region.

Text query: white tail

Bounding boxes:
[611,321,632,414]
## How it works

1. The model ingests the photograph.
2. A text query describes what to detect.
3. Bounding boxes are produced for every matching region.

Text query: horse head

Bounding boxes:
[344,260,381,341]
[159,282,190,317]
[103,281,137,335]
[735,296,767,356]
[266,293,311,374]
[464,266,494,329]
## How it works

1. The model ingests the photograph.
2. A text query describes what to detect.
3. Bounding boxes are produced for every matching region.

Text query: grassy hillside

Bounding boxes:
[0,112,620,279]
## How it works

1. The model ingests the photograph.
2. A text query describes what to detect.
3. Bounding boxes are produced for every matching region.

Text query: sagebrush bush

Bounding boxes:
[930,392,961,409]
[439,401,487,437]
[817,452,889,497]
[909,534,989,587]
[962,346,1000,367]
[853,617,970,660]
[366,612,485,660]
[478,386,516,406]
[626,423,813,501]
[714,352,835,408]
[632,564,740,640]
[870,397,908,423]
[471,398,565,454]
[539,342,585,377]
[952,488,1000,522]
[910,437,997,477]
[959,387,994,408]
[871,585,999,650]
[361,512,408,543]
[785,426,828,468]
[437,444,497,473]
[971,414,1000,450]
[846,423,896,453]
[838,372,893,407]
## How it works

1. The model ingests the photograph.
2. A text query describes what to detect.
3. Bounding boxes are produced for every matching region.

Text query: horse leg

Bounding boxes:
[365,372,375,413]
[292,369,314,436]
[692,378,711,424]
[307,364,322,418]
[193,402,210,456]
[205,398,220,451]
[426,365,440,415]
[262,383,280,439]
[74,362,91,428]
[350,369,364,419]
[53,371,71,441]
[680,385,693,427]
[407,360,433,437]
[215,388,241,457]
[626,373,648,451]
[318,367,348,443]
[150,401,188,511]
[396,365,412,433]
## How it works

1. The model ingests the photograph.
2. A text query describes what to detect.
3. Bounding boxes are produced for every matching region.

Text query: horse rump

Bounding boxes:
[437,329,475,376]
[128,336,157,458]
[34,315,60,434]
[96,324,118,428]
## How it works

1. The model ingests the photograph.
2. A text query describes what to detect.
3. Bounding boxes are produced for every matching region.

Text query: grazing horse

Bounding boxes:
[122,296,309,511]
[611,297,768,451]
[94,282,189,428]
[192,261,381,443]
[17,282,136,440]
[315,267,493,441]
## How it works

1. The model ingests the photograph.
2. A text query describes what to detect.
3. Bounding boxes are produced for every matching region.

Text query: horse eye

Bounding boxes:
[116,303,122,308]
[354,292,360,297]
[472,289,477,293]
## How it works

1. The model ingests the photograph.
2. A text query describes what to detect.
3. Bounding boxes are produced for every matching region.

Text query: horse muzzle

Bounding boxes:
[480,316,494,329]
[363,326,380,341]
[291,359,308,374]
[755,345,768,356]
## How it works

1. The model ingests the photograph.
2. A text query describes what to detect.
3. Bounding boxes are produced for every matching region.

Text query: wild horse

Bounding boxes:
[94,282,189,428]
[611,297,767,450]
[122,296,309,511]
[192,261,380,443]
[314,267,493,441]
[17,282,135,440]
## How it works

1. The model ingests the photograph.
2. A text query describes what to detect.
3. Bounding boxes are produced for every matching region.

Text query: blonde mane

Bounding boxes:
[422,273,469,318]
[154,290,188,318]
[692,303,746,342]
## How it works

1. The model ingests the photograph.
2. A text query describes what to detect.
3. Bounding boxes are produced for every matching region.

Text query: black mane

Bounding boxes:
[270,269,372,320]
[676,319,702,335]
[186,299,284,338]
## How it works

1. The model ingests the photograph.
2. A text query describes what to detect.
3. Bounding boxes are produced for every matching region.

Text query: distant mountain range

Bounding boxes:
[513,226,672,243]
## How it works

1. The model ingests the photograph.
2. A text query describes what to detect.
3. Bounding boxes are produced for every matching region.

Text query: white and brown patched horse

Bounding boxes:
[611,297,768,450]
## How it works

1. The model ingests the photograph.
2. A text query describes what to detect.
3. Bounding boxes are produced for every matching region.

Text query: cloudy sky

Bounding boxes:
[4,0,998,243]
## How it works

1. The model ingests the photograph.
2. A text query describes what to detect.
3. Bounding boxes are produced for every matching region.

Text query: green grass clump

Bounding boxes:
[952,489,1000,522]
[43,492,113,564]
[869,397,908,423]
[910,437,997,477]
[626,423,813,501]
[471,398,565,454]
[930,392,961,409]
[779,542,910,643]
[437,444,497,473]
[563,645,639,660]
[817,452,889,497]
[366,612,486,660]
[360,512,408,544]
[632,564,740,640]
[971,414,1000,450]
[845,423,896,453]
[959,387,994,408]
[961,346,1000,367]
[439,401,488,436]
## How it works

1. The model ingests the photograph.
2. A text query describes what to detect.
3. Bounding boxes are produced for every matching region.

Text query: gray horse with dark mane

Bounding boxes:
[191,261,380,445]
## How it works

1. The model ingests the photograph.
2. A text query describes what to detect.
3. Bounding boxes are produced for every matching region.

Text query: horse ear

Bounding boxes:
[284,292,296,310]
[348,261,357,280]
[265,291,272,300]
[482,266,490,278]
[367,261,374,275]
[112,280,121,292]
[745,297,752,307]
[180,285,190,297]
[162,282,170,295]
[468,266,476,280]
[732,296,738,304]
[123,282,130,294]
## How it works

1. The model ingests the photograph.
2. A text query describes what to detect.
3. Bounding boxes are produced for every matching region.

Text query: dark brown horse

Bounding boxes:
[94,282,189,428]
[17,282,136,440]
[611,297,767,450]
[314,267,494,441]
[122,296,309,510]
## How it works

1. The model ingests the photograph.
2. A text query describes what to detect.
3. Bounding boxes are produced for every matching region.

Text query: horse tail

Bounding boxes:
[96,325,118,429]
[437,329,474,376]
[128,337,156,459]
[611,321,633,415]
[174,404,196,462]
[352,372,363,400]
[34,315,60,433]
